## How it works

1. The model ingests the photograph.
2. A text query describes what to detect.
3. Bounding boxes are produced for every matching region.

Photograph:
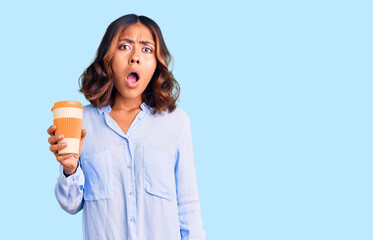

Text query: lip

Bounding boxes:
[126,69,140,88]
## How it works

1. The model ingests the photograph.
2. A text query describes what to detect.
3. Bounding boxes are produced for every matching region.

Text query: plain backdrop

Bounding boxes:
[0,0,372,239]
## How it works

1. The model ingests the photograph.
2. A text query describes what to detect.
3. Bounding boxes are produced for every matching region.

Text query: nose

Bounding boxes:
[129,55,140,65]
[130,58,139,64]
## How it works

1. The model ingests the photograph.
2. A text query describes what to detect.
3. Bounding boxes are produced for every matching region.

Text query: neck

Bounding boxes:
[112,94,142,112]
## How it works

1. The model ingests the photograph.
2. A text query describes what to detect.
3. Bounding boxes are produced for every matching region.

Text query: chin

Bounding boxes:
[122,91,143,100]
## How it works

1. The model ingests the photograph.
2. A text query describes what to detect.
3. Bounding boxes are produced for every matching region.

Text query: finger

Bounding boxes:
[81,129,87,139]
[56,154,73,163]
[48,134,64,144]
[50,142,67,153]
[47,125,56,136]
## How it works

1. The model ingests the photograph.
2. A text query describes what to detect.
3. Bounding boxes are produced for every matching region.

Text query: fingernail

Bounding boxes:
[62,143,67,146]
[59,135,64,139]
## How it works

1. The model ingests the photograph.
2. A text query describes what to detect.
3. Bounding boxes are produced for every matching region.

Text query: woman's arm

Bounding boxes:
[175,115,206,240]
[47,125,86,215]
[54,162,85,215]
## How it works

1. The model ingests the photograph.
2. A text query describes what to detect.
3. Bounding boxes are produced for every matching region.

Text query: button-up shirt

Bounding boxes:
[55,103,205,240]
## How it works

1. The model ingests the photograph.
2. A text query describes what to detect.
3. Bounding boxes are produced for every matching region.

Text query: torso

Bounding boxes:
[78,105,194,240]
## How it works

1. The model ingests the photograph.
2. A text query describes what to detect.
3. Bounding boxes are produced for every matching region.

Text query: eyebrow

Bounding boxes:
[119,38,155,47]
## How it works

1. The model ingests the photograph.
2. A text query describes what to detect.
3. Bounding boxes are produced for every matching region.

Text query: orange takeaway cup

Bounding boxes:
[51,101,84,155]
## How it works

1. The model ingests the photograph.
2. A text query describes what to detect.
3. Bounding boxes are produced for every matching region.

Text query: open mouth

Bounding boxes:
[127,72,140,83]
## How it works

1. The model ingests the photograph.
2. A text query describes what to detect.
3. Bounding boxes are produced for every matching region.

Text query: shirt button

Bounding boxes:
[127,165,131,169]
[130,191,134,195]
[130,217,135,222]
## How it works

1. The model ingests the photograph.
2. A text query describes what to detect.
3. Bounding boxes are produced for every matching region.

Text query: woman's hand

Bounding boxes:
[47,125,87,176]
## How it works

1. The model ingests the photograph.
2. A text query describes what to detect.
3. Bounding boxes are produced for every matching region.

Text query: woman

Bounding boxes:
[47,14,205,239]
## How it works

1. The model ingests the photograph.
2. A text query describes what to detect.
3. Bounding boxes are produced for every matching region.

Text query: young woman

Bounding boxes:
[47,14,205,240]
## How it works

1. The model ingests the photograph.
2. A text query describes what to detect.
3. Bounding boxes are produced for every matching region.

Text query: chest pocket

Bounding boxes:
[81,149,112,201]
[144,146,176,202]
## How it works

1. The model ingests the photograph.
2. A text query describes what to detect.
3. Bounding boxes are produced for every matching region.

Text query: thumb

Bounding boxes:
[81,129,87,140]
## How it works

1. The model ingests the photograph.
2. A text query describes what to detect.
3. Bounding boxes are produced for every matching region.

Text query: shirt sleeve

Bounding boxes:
[54,160,85,215]
[175,115,206,240]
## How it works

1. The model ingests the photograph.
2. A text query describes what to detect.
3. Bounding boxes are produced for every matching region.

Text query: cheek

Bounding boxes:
[111,59,118,73]
[144,57,157,75]
[112,62,124,78]
[112,53,127,74]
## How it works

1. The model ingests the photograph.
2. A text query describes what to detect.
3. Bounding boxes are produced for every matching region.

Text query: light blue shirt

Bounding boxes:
[55,103,205,240]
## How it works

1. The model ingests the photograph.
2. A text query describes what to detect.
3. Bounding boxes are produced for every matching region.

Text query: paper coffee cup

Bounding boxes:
[51,101,84,155]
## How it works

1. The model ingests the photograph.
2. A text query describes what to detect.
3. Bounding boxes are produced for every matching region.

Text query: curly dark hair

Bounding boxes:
[79,14,180,114]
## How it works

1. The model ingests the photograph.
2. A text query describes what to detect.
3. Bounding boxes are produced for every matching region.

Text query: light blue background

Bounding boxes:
[0,0,372,239]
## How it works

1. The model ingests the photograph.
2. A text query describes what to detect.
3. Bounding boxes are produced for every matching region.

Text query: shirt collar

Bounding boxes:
[97,102,150,115]
[140,102,150,111]
[97,104,111,115]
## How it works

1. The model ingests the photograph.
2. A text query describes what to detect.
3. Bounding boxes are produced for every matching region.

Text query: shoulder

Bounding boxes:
[82,104,96,113]
[141,107,192,149]
[81,104,104,125]
[167,107,189,121]
[144,107,191,138]
[151,107,190,126]
[82,104,106,117]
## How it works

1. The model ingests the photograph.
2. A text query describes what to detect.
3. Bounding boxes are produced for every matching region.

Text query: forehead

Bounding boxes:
[119,22,154,42]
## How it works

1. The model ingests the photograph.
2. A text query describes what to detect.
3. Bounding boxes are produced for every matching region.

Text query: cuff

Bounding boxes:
[58,162,84,187]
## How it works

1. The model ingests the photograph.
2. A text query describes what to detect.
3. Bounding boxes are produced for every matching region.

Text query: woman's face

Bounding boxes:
[111,22,157,103]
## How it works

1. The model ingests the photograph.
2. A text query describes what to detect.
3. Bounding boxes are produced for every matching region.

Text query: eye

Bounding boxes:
[143,47,153,53]
[118,44,131,50]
